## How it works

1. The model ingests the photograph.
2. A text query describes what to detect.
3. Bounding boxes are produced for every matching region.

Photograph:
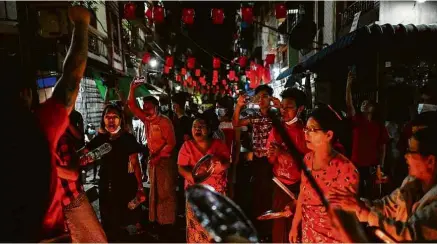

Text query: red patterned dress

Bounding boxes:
[178,139,230,243]
[300,152,359,243]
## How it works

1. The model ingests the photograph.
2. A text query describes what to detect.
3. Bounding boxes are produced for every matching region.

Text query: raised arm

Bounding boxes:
[232,95,250,127]
[127,78,147,121]
[51,7,90,114]
[346,71,356,117]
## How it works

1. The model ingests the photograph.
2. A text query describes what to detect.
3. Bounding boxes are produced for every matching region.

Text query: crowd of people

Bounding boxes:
[3,5,437,243]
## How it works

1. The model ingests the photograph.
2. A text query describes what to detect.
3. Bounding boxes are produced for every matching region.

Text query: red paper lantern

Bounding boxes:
[182,8,195,25]
[165,56,174,67]
[145,8,153,21]
[213,57,221,69]
[195,69,201,77]
[181,68,187,75]
[124,3,137,20]
[211,8,224,24]
[187,57,196,69]
[241,7,253,24]
[222,79,227,85]
[153,6,165,23]
[164,66,170,74]
[265,54,275,65]
[239,56,248,67]
[186,76,193,87]
[200,76,206,85]
[142,52,151,64]
[228,70,236,81]
[176,75,181,82]
[213,70,219,78]
[275,3,287,19]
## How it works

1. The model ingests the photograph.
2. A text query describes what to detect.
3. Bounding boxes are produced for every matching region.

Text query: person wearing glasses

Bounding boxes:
[329,127,437,242]
[266,88,309,243]
[289,105,359,243]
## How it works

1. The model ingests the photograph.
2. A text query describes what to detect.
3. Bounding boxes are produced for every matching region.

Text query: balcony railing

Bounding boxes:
[340,1,380,28]
[88,30,108,59]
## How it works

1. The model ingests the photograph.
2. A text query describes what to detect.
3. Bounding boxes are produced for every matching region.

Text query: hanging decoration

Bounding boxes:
[211,8,225,25]
[239,56,248,67]
[181,68,187,75]
[228,70,236,81]
[165,56,174,68]
[187,57,196,69]
[241,6,253,24]
[247,62,261,89]
[212,70,219,85]
[182,8,195,25]
[175,75,181,82]
[145,6,153,22]
[153,5,165,23]
[265,54,275,65]
[199,76,206,86]
[275,3,287,19]
[141,52,151,64]
[164,66,170,74]
[195,69,201,77]
[186,76,193,87]
[213,57,221,69]
[123,3,137,20]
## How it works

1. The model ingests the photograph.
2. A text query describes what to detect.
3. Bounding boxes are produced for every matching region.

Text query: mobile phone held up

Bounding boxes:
[134,76,146,84]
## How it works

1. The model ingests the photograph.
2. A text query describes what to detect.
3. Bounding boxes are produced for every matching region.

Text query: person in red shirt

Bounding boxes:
[128,82,177,240]
[346,71,389,198]
[178,115,231,243]
[266,88,309,243]
[289,105,359,243]
[1,6,90,242]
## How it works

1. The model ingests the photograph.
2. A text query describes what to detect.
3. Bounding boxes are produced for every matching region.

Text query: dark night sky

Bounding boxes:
[155,1,242,73]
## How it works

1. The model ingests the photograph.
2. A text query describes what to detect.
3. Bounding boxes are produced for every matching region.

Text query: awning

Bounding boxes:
[93,72,153,101]
[276,66,295,80]
[292,23,437,74]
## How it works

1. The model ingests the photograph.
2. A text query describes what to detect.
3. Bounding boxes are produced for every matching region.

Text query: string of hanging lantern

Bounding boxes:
[122,1,287,96]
